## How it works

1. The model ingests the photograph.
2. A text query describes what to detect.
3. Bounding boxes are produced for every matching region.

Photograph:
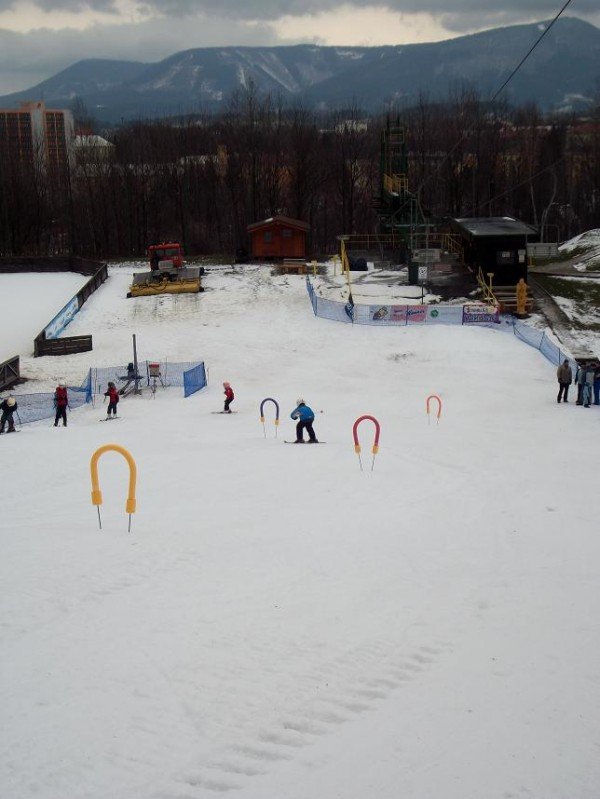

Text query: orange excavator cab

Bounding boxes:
[148,242,184,272]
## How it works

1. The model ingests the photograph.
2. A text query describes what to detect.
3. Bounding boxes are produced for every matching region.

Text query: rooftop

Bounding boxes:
[453,216,538,238]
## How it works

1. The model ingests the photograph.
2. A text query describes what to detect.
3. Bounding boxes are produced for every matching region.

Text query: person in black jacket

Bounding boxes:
[0,396,17,433]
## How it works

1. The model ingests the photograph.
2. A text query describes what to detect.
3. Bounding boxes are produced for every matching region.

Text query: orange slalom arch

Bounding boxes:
[426,394,442,423]
[90,444,137,531]
[352,415,381,471]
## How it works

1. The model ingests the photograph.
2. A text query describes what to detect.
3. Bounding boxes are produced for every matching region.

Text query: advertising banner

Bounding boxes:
[406,305,427,325]
[426,305,464,325]
[369,305,391,322]
[44,296,80,339]
[462,304,500,325]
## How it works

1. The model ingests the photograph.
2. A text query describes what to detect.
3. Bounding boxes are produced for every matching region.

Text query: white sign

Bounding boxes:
[418,266,428,281]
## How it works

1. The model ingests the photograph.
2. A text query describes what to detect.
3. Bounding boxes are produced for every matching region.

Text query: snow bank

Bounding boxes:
[0,272,87,361]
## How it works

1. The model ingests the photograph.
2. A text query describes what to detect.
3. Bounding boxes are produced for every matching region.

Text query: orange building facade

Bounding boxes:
[247,215,310,260]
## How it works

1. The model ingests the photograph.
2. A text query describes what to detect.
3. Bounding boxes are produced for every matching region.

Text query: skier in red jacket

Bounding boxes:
[104,382,120,418]
[54,382,69,427]
[223,381,234,413]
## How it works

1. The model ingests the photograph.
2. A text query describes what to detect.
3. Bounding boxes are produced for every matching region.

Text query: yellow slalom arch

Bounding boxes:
[90,444,137,532]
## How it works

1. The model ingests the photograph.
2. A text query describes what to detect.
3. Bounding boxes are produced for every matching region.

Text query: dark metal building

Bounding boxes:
[452,217,538,284]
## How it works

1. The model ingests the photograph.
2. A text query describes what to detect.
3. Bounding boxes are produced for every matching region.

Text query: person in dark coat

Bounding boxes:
[54,382,69,427]
[594,362,600,406]
[556,359,572,403]
[0,396,17,433]
[104,382,119,418]
[290,398,318,443]
[223,382,234,413]
[575,363,586,405]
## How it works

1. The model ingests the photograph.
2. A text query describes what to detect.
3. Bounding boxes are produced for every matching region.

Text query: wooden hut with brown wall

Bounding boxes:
[247,215,309,261]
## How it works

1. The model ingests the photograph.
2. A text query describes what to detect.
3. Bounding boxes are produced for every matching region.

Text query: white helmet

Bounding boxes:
[6,396,16,407]
[58,381,66,388]
[296,397,304,405]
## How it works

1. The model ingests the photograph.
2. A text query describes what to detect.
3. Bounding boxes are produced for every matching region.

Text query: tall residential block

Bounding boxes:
[0,101,74,177]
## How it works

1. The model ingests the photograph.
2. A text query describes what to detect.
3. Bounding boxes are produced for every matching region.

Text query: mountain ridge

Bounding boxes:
[0,17,598,122]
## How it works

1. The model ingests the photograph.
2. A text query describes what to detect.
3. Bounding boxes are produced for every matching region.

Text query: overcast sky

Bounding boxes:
[0,0,598,94]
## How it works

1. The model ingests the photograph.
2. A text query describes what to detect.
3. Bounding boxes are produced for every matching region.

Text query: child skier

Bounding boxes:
[0,395,17,433]
[223,382,234,413]
[290,398,318,443]
[53,382,69,427]
[104,381,120,418]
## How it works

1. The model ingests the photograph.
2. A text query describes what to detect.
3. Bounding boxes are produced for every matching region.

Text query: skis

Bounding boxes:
[211,411,238,414]
[284,440,326,444]
[99,417,121,422]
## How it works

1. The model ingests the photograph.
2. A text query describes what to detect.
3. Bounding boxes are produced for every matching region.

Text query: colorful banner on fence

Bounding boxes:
[406,305,427,325]
[426,305,464,325]
[462,304,500,325]
[44,296,80,339]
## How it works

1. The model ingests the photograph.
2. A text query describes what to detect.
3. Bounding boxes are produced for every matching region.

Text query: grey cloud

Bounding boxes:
[0,16,284,94]
[85,0,600,23]
[0,0,116,12]
[3,0,600,23]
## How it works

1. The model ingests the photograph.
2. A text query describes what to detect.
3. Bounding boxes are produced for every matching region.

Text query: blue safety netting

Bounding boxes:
[90,360,205,396]
[512,320,577,372]
[4,384,90,425]
[183,363,207,398]
[306,278,353,323]
[305,278,581,373]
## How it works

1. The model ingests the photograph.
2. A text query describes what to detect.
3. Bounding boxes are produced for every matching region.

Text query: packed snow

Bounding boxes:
[1,265,600,799]
[0,272,87,361]
[559,228,600,271]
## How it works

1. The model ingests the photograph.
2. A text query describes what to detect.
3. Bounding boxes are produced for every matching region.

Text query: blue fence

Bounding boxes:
[306,278,581,371]
[8,377,91,424]
[4,360,206,426]
[306,278,499,327]
[183,363,208,398]
[512,320,578,372]
[90,360,206,396]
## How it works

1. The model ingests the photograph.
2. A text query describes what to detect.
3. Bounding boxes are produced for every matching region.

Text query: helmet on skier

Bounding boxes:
[58,381,66,388]
[223,381,230,388]
[296,398,304,405]
[6,396,16,407]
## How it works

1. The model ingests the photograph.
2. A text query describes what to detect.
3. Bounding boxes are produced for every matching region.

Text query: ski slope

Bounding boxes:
[1,265,599,799]
[0,272,87,361]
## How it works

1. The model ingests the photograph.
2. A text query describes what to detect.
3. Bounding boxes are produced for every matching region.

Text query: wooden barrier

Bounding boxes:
[0,355,20,390]
[26,260,109,357]
[34,335,93,357]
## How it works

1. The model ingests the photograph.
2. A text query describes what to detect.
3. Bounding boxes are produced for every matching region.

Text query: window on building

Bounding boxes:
[496,250,515,265]
[264,231,273,243]
[282,229,292,238]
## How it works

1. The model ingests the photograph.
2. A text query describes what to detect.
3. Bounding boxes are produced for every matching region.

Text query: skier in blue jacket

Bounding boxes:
[290,398,318,443]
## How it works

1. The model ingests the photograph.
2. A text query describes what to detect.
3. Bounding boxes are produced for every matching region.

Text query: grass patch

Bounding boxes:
[537,275,600,330]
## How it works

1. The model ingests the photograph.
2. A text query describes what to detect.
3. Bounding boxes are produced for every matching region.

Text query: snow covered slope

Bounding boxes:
[1,265,599,799]
[0,272,86,361]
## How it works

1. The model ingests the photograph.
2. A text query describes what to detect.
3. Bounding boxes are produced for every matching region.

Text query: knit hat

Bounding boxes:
[6,396,16,407]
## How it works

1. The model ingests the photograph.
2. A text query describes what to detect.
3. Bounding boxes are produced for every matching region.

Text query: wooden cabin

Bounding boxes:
[451,216,538,284]
[247,215,309,260]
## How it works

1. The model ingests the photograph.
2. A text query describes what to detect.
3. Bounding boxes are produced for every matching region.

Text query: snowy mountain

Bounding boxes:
[0,17,598,121]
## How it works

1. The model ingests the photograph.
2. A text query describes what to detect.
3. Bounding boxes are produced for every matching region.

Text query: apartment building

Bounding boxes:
[0,101,74,177]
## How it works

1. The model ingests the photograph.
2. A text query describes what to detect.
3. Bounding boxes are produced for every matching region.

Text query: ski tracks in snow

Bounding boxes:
[157,637,453,796]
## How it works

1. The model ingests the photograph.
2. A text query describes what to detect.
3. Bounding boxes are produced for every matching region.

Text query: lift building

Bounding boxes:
[452,216,538,284]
